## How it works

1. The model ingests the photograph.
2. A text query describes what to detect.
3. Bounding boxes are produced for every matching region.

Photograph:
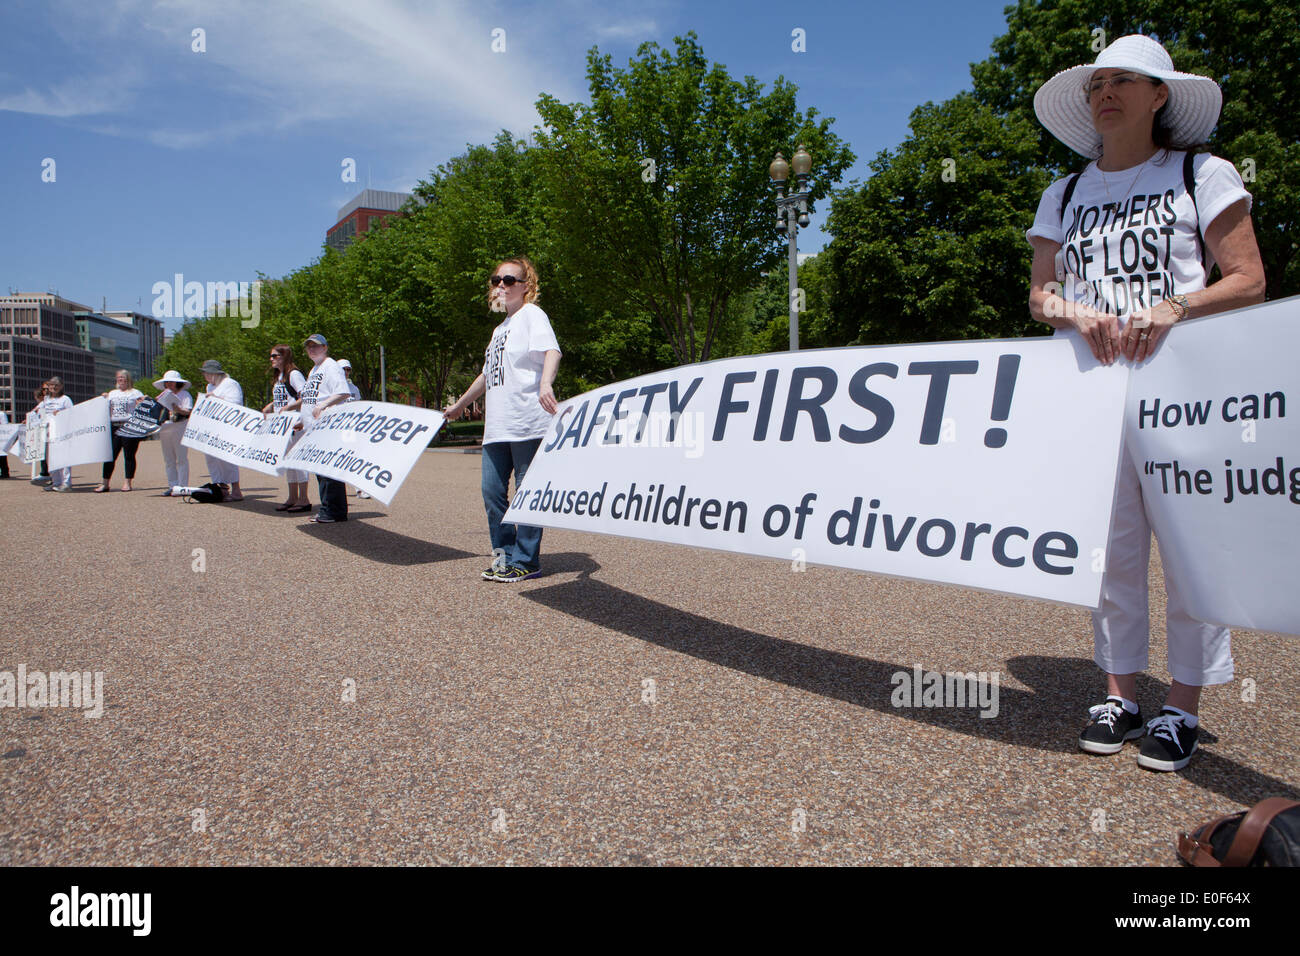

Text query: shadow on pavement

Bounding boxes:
[296,521,476,565]
[522,572,1298,807]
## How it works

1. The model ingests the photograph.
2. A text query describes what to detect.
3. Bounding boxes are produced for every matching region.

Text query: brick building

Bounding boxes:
[326,189,412,252]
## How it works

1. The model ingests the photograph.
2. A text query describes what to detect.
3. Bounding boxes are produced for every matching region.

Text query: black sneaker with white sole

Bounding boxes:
[1078,697,1144,755]
[491,565,541,582]
[1137,709,1199,772]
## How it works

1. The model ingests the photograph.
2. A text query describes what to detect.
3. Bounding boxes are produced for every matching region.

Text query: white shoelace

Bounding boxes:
[490,549,507,573]
[1087,700,1127,729]
[1145,712,1185,742]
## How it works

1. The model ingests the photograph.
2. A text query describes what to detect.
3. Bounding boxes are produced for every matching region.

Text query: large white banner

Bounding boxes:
[1127,296,1299,635]
[181,394,298,477]
[506,337,1129,607]
[47,397,112,470]
[279,401,445,506]
[0,423,22,458]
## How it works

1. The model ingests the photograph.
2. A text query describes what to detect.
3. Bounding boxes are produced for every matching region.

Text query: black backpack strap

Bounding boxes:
[1183,150,1207,271]
[1058,172,1083,224]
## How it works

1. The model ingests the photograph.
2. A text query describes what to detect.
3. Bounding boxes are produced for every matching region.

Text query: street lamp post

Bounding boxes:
[769,145,812,351]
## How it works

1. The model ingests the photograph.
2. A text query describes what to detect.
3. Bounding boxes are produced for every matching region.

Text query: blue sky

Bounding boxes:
[0,0,1013,331]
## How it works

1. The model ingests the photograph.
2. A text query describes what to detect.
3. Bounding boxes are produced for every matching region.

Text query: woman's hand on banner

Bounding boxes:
[1072,307,1120,365]
[1122,301,1179,363]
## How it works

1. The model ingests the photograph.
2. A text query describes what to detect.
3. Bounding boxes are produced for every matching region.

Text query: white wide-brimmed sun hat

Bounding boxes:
[154,370,191,389]
[1034,34,1222,158]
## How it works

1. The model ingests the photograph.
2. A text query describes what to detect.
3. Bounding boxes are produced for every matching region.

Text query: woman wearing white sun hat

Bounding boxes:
[153,369,193,496]
[154,370,194,494]
[1026,35,1265,772]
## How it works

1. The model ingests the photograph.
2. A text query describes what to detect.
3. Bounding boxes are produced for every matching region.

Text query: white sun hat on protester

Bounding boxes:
[1033,34,1223,158]
[153,370,191,389]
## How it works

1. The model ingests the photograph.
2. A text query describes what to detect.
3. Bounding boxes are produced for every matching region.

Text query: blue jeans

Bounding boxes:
[482,439,543,571]
[317,475,348,520]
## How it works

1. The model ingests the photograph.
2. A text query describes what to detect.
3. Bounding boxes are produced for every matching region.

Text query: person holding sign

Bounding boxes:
[262,345,311,512]
[444,257,561,582]
[40,378,74,491]
[0,409,9,480]
[28,385,51,486]
[154,370,193,495]
[279,334,351,523]
[94,369,146,493]
[1027,35,1266,771]
[200,360,245,501]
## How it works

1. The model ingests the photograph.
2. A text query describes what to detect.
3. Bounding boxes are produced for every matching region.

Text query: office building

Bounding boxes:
[0,293,97,420]
[326,189,411,252]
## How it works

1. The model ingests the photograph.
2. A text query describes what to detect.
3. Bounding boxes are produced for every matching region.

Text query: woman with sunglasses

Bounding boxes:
[1027,36,1265,771]
[262,344,311,512]
[444,257,561,582]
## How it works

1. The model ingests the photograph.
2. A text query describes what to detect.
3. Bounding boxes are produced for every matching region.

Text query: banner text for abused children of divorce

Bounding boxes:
[508,335,1129,609]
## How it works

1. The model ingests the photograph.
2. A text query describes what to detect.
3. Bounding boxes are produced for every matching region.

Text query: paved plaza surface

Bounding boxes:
[2,443,1296,866]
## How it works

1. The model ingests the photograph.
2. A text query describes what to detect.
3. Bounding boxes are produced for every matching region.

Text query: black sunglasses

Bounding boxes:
[489,274,525,287]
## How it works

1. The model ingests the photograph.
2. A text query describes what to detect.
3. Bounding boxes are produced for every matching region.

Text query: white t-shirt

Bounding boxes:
[272,369,308,412]
[346,381,361,402]
[482,302,561,444]
[207,375,244,406]
[107,387,145,422]
[300,357,350,430]
[1027,151,1251,327]
[39,395,73,418]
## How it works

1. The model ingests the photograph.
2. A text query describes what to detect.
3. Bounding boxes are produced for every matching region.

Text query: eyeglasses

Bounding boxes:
[489,274,525,287]
[1084,73,1158,97]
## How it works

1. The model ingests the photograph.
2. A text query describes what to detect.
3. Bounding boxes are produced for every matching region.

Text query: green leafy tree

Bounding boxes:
[534,32,854,366]
[824,95,1050,344]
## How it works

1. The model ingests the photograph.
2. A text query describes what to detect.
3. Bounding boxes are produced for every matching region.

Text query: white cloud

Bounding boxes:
[0,66,145,117]
[591,19,659,40]
[2,0,593,147]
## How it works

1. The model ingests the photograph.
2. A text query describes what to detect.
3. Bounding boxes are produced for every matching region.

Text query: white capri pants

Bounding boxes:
[159,421,189,488]
[205,453,240,486]
[1092,442,1234,686]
